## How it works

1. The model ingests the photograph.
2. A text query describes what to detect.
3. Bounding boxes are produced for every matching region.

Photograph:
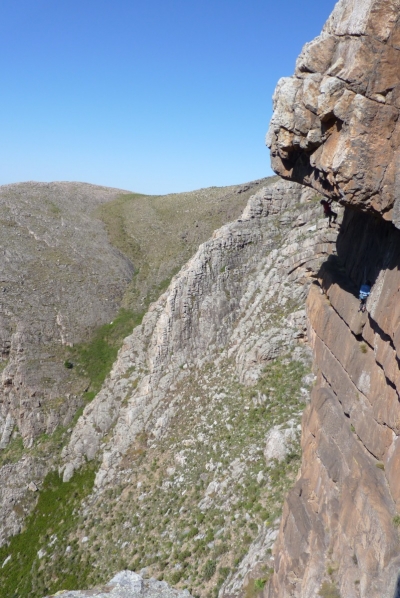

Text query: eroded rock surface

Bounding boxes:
[266,0,400,223]
[46,571,192,598]
[265,0,400,596]
[0,181,133,447]
[61,180,335,486]
[0,182,134,548]
[266,209,400,598]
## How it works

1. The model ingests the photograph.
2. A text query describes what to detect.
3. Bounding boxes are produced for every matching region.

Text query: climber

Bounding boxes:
[320,198,338,227]
[358,280,372,313]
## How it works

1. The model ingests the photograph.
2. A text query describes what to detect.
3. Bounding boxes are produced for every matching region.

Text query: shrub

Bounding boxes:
[170,571,183,584]
[393,515,400,527]
[203,559,217,581]
[254,578,267,590]
[318,581,341,598]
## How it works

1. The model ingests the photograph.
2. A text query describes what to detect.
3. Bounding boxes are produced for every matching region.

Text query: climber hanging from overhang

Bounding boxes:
[358,280,372,313]
[320,198,338,227]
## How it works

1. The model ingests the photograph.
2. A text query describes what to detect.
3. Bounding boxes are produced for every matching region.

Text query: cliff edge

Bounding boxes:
[266,1,400,597]
[267,0,400,225]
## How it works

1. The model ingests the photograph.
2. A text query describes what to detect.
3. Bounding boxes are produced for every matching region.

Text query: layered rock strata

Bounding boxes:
[266,0,400,224]
[265,0,400,596]
[266,210,400,598]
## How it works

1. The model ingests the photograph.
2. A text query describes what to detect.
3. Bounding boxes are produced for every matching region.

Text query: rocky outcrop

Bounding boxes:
[265,1,400,597]
[47,570,192,598]
[266,210,400,598]
[60,180,334,485]
[266,0,400,223]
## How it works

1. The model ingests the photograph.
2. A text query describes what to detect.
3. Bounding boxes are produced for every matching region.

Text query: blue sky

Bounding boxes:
[1,0,336,194]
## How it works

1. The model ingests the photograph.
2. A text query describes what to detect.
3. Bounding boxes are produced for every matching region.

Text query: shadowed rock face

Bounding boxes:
[266,0,400,225]
[265,0,400,597]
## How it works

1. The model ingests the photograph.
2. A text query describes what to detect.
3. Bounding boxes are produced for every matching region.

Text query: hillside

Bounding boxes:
[0,179,262,552]
[0,177,339,597]
[4,1,400,596]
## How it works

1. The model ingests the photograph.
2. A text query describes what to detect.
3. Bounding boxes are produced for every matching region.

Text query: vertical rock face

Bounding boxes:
[266,0,400,223]
[266,0,400,597]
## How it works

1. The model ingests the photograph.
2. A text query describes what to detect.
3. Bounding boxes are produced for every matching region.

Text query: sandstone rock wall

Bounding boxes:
[265,0,400,596]
[266,0,400,223]
[266,209,400,598]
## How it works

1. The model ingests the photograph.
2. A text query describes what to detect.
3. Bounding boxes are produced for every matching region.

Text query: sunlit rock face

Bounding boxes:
[266,0,400,225]
[265,1,400,597]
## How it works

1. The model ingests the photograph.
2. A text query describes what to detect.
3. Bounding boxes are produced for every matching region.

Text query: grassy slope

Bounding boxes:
[96,179,274,312]
[78,355,309,598]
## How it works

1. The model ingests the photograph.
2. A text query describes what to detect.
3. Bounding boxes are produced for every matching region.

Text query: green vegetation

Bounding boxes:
[254,578,267,590]
[318,581,341,598]
[244,570,274,598]
[0,466,96,598]
[393,515,400,527]
[0,436,24,467]
[67,308,144,394]
[203,559,217,581]
[75,354,309,595]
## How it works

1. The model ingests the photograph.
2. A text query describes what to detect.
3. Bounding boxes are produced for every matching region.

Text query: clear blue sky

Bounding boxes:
[1,0,336,194]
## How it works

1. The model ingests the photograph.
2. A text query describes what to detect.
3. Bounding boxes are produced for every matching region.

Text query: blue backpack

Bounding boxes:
[359,284,371,300]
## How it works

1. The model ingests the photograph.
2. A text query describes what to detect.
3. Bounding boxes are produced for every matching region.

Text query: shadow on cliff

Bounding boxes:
[318,206,400,300]
[393,575,400,598]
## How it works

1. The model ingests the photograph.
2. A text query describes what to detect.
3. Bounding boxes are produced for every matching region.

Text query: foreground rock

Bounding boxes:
[46,571,192,598]
[265,1,400,597]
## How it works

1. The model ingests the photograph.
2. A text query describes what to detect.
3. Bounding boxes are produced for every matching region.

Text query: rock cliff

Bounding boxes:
[1,177,340,598]
[265,1,400,597]
[266,0,400,224]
